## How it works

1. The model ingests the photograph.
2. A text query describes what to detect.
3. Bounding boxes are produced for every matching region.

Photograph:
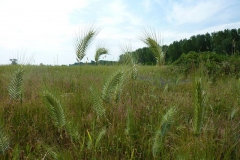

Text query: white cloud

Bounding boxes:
[98,17,125,26]
[166,0,230,24]
[193,21,240,35]
[162,21,240,45]
[0,0,239,65]
[142,0,152,12]
[102,0,142,26]
[0,0,95,64]
[0,0,90,49]
[93,0,144,60]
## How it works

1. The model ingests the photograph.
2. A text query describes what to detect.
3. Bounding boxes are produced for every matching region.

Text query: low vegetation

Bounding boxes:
[175,51,240,79]
[0,62,239,159]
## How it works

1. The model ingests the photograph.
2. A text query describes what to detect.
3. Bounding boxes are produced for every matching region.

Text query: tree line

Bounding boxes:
[119,28,240,64]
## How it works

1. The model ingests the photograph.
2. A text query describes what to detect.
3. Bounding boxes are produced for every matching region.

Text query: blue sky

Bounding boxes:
[0,0,240,65]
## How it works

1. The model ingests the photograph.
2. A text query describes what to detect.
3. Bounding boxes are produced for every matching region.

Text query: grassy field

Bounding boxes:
[0,64,239,159]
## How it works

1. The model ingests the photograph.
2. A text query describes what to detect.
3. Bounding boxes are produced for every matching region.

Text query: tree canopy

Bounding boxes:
[119,28,240,64]
[166,28,240,63]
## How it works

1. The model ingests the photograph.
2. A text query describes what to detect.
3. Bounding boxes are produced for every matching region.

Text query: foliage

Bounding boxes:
[166,28,240,63]
[119,47,156,65]
[10,59,17,65]
[174,51,240,77]
[118,52,133,65]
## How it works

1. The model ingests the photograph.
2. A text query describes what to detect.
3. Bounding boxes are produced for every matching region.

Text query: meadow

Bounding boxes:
[0,64,239,159]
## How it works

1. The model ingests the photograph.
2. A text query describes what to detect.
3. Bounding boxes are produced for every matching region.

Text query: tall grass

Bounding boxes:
[140,27,166,66]
[119,43,138,80]
[95,47,108,64]
[43,90,66,129]
[0,127,10,155]
[152,106,176,157]
[43,90,80,142]
[193,77,207,135]
[75,24,99,62]
[8,68,24,102]
[90,86,105,118]
[102,68,125,103]
[0,65,239,159]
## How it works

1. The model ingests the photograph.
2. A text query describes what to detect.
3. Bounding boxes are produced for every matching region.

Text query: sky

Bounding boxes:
[0,0,240,65]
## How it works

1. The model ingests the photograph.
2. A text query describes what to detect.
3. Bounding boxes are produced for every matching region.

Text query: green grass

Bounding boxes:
[0,64,239,159]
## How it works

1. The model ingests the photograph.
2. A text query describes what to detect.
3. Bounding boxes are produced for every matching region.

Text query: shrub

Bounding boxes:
[174,51,240,77]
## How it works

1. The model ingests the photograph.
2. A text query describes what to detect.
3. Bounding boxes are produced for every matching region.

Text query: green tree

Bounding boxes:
[222,38,232,55]
[190,35,198,51]
[230,29,238,41]
[196,34,206,52]
[10,59,17,65]
[205,33,212,51]
[134,47,156,64]
[166,41,182,62]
